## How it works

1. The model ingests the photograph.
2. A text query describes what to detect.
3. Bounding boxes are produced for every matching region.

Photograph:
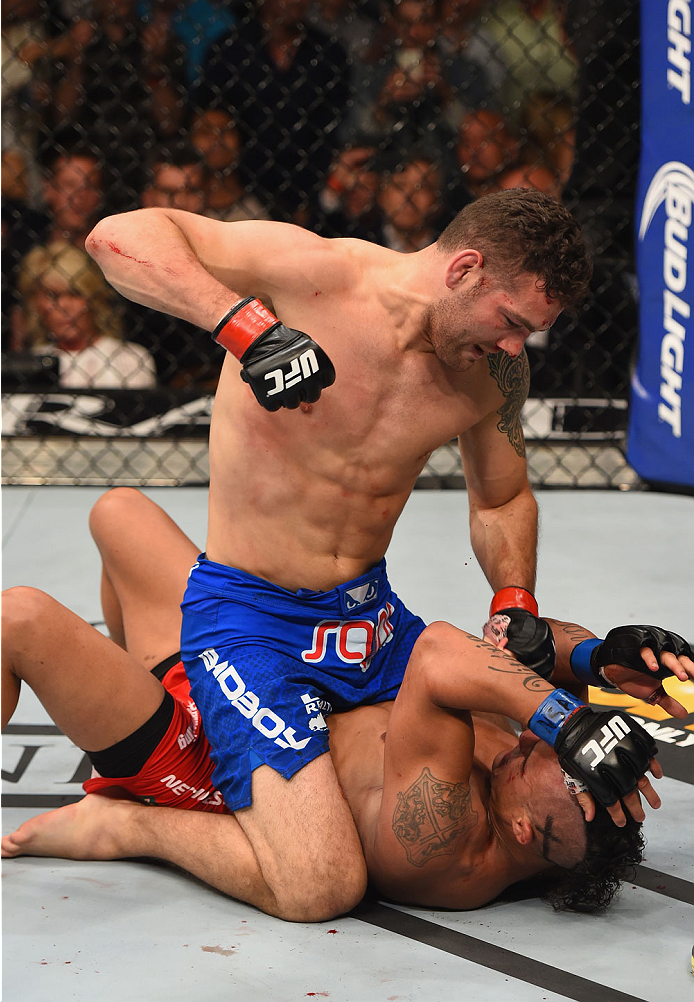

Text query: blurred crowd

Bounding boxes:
[2,0,638,395]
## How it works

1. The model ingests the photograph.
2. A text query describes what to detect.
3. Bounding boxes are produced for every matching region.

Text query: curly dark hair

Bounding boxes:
[436,188,593,310]
[544,803,646,913]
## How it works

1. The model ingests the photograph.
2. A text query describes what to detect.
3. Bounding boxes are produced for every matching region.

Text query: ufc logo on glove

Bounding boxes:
[528,689,658,806]
[213,297,335,410]
[265,349,320,396]
[580,716,633,770]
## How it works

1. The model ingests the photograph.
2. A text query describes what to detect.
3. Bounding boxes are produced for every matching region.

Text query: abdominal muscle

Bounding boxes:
[205,355,455,591]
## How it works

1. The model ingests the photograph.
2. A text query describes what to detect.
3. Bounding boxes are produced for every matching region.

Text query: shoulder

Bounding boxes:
[486,349,530,405]
[460,350,530,459]
[276,231,374,296]
[458,349,530,422]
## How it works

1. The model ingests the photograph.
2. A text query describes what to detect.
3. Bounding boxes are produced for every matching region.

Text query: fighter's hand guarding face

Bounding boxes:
[528,689,661,826]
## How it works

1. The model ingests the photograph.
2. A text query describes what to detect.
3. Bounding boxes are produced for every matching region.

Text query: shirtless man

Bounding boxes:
[4,490,692,919]
[83,189,594,918]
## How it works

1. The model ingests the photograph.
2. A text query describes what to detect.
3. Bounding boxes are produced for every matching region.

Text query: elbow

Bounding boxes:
[85,215,120,265]
[86,209,152,265]
[410,621,475,694]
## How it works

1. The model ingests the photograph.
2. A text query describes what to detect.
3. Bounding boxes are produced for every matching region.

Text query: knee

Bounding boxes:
[275,866,367,923]
[88,487,146,542]
[2,586,53,637]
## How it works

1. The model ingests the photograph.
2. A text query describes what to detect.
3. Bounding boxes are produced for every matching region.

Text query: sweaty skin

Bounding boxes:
[88,214,560,592]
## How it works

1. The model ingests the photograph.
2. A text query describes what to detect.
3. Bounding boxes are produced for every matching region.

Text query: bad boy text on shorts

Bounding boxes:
[198,649,312,750]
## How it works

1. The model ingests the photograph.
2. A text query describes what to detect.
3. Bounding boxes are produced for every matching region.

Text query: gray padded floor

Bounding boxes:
[2,486,693,1002]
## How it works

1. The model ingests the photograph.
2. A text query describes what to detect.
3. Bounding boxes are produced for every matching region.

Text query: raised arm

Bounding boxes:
[370,622,659,900]
[87,213,336,409]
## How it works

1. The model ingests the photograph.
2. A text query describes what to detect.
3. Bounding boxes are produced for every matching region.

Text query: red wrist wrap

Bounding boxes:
[490,586,538,617]
[213,297,279,359]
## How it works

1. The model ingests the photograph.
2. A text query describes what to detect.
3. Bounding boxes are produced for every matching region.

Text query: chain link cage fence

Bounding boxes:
[2,0,641,487]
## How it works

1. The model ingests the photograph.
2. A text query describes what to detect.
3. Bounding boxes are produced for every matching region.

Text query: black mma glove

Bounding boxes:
[570,626,693,686]
[487,586,556,679]
[213,297,336,411]
[528,689,658,807]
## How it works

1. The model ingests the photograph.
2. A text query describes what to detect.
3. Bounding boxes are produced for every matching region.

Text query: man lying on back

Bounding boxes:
[3,490,692,918]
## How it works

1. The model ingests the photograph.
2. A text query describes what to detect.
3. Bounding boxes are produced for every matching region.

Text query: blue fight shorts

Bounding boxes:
[180,557,426,811]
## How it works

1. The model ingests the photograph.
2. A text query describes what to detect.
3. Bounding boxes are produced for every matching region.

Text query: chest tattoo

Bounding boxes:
[392,766,478,867]
[487,351,530,458]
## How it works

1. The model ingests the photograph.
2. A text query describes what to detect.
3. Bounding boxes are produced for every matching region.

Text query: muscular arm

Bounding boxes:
[459,350,537,593]
[86,210,328,330]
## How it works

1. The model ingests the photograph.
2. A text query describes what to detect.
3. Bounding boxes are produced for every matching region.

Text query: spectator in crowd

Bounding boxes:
[521,89,575,189]
[307,0,375,62]
[190,109,270,222]
[46,0,188,210]
[3,140,105,350]
[453,109,521,200]
[308,142,384,240]
[147,77,192,151]
[495,162,561,198]
[481,0,578,122]
[1,0,94,207]
[127,147,225,389]
[2,147,51,350]
[437,0,506,93]
[17,240,157,389]
[141,146,206,213]
[350,0,490,165]
[41,144,104,248]
[192,0,351,221]
[377,153,446,251]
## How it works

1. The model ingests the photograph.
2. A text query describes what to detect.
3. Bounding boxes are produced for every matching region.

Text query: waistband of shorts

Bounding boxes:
[186,555,390,617]
[151,652,182,681]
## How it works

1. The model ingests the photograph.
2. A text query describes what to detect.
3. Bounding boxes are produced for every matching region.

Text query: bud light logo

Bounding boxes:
[638,161,694,241]
[637,162,694,438]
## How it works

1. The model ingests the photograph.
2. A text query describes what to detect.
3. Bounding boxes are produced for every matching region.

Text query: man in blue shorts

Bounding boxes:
[4,490,693,920]
[180,552,426,813]
[85,190,596,918]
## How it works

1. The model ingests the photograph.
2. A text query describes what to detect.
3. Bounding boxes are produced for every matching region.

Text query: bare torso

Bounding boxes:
[207,238,501,589]
[328,702,519,909]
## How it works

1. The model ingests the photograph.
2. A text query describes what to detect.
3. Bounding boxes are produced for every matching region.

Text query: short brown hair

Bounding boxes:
[437,188,592,309]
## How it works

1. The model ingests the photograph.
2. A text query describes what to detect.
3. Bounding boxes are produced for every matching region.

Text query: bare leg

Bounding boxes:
[2,760,368,922]
[1,586,164,743]
[88,488,200,669]
[100,565,126,649]
[4,492,367,921]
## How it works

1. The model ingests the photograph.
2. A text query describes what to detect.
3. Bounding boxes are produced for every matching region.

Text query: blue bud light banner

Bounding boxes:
[628,0,694,487]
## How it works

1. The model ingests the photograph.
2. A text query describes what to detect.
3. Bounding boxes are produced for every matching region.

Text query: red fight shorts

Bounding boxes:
[83,660,230,814]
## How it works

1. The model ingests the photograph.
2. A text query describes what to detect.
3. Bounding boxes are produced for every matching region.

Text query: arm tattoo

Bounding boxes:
[392,767,478,867]
[472,641,554,693]
[487,350,530,458]
[559,623,594,644]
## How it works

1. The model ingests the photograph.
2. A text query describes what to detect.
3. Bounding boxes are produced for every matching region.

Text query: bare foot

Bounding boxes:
[1,794,135,860]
